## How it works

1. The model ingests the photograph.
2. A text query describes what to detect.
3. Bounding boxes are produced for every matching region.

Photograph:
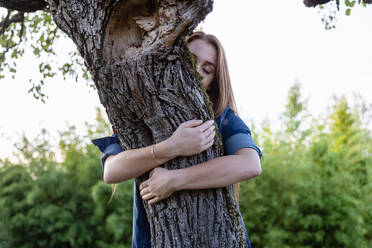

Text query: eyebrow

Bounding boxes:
[191,53,216,68]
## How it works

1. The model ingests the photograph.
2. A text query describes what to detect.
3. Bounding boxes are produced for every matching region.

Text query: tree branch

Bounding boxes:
[0,11,25,63]
[303,0,372,7]
[17,10,24,42]
[0,10,24,36]
[303,0,332,7]
[0,0,48,12]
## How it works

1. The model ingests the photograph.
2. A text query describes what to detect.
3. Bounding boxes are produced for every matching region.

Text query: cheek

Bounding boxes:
[202,74,214,89]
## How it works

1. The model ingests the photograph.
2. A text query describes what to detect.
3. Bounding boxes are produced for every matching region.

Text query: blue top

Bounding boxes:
[92,106,262,248]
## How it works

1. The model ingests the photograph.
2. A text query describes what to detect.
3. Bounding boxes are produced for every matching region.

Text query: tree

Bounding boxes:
[1,1,370,96]
[303,0,372,29]
[237,92,371,247]
[281,81,311,144]
[1,0,247,247]
[0,118,136,247]
[303,0,371,7]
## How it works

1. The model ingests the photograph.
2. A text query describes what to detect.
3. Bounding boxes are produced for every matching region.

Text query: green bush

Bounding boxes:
[0,115,134,247]
[0,88,370,247]
[240,89,371,247]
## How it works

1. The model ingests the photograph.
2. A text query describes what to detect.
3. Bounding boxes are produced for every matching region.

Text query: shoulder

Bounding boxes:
[92,133,123,170]
[92,133,120,153]
[215,105,233,134]
[220,106,262,158]
[221,106,252,141]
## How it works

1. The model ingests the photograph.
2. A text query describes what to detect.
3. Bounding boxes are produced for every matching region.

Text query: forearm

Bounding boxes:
[104,139,176,184]
[173,149,261,191]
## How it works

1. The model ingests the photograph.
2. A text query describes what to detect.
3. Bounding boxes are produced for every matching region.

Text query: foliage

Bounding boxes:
[0,9,91,102]
[0,109,133,247]
[1,1,371,102]
[317,0,369,29]
[0,85,371,247]
[240,83,372,247]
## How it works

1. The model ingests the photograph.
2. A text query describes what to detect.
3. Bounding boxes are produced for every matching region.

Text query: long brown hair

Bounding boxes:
[186,31,238,118]
[187,31,241,202]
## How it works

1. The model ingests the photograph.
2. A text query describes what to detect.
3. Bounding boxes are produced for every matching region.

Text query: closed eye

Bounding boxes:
[203,68,212,74]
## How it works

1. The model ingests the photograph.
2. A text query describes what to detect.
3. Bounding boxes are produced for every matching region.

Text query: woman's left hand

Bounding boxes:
[139,167,177,204]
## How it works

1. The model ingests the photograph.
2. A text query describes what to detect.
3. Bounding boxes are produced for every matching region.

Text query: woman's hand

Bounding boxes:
[165,119,216,157]
[140,167,178,204]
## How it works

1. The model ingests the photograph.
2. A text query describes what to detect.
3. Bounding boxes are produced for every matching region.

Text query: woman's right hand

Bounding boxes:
[166,119,216,157]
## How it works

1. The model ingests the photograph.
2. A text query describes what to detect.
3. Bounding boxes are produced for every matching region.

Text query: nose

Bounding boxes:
[196,63,202,74]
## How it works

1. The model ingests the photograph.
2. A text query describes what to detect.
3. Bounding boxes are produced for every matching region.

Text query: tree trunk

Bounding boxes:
[48,0,248,247]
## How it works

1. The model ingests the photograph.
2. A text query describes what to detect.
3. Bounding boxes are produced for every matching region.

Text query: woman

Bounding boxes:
[92,31,262,248]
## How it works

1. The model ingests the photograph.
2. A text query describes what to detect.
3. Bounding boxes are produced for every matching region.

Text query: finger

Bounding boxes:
[196,120,214,133]
[140,180,149,191]
[203,138,214,150]
[203,125,215,138]
[142,192,155,201]
[181,119,203,128]
[204,129,215,143]
[140,187,150,197]
[148,196,161,205]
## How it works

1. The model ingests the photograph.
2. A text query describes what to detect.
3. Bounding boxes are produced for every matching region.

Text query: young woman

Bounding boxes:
[93,31,262,248]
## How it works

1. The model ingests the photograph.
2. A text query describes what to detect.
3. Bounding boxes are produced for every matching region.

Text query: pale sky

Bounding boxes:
[1,0,371,161]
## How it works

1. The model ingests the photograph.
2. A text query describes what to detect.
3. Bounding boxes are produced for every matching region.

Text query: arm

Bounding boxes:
[103,139,174,183]
[173,147,261,190]
[140,147,261,204]
[103,119,216,184]
[140,106,263,204]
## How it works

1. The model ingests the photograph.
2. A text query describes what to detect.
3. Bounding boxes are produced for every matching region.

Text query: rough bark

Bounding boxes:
[48,0,248,247]
[0,0,47,12]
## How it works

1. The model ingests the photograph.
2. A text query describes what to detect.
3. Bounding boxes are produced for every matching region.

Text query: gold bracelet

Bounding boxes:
[151,144,165,165]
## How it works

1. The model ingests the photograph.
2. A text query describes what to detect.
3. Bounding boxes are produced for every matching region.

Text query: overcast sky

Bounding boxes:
[1,0,371,161]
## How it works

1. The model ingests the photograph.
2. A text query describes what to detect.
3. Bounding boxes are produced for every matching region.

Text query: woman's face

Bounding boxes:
[188,39,217,90]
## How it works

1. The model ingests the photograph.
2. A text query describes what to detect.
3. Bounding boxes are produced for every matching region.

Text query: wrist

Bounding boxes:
[155,139,178,161]
[171,169,186,191]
